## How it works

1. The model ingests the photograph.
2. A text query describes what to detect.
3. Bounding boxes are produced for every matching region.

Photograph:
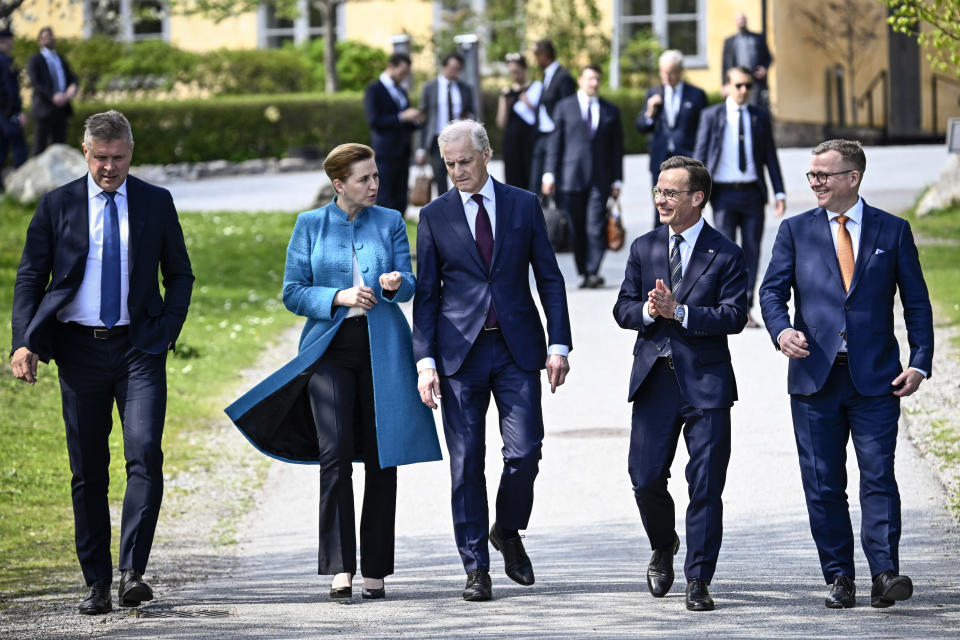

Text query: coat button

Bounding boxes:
[844,305,851,310]
[362,266,369,273]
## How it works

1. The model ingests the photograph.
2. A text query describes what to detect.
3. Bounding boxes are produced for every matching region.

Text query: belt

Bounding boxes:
[65,322,130,339]
[834,352,849,366]
[658,355,675,370]
[713,181,761,191]
[342,315,367,324]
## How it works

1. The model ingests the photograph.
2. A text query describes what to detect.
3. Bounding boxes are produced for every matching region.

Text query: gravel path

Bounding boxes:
[4,146,959,638]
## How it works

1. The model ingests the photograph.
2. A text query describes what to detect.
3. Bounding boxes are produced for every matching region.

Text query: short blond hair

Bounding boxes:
[323,143,375,183]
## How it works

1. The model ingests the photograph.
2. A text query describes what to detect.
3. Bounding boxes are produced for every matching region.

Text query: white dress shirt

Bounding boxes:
[713,97,758,184]
[41,47,67,93]
[57,175,131,326]
[416,176,569,373]
[379,71,407,109]
[537,60,561,133]
[642,216,705,329]
[436,75,463,135]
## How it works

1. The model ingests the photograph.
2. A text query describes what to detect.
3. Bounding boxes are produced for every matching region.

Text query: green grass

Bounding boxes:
[0,198,304,600]
[905,205,960,333]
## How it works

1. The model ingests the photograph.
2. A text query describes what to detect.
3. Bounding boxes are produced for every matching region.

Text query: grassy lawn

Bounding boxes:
[904,205,960,335]
[0,198,305,600]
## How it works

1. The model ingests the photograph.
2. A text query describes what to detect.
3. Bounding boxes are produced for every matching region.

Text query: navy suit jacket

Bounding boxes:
[636,82,708,174]
[364,79,416,160]
[721,30,772,80]
[545,94,623,193]
[759,201,934,396]
[417,78,475,151]
[413,179,572,376]
[694,103,784,202]
[539,65,576,125]
[11,175,194,362]
[613,222,748,407]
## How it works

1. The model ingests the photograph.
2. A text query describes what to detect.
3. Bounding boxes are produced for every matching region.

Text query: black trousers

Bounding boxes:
[711,182,765,310]
[564,185,610,277]
[307,316,396,578]
[427,135,450,195]
[375,155,410,216]
[32,110,69,156]
[54,323,167,587]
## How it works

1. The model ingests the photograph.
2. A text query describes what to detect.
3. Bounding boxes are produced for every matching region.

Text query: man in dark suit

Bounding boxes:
[694,66,785,328]
[27,27,78,156]
[759,139,933,610]
[529,39,576,195]
[0,28,27,187]
[416,51,475,196]
[363,53,423,215]
[613,155,747,612]
[413,120,572,602]
[721,12,772,108]
[542,64,623,289]
[636,50,707,229]
[10,110,193,615]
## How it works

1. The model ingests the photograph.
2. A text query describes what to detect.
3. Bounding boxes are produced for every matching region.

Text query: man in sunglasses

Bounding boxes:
[694,66,785,329]
[759,139,933,609]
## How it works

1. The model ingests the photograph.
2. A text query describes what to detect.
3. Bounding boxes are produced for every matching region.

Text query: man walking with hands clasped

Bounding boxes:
[614,156,747,611]
[760,139,933,609]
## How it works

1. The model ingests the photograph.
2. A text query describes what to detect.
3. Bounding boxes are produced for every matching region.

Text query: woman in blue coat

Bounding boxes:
[225,143,441,600]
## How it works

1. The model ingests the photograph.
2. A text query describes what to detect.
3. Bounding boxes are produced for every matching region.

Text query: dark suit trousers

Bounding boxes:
[54,323,167,586]
[628,359,732,582]
[438,329,543,573]
[791,362,901,583]
[428,135,450,195]
[529,133,550,195]
[0,119,27,182]
[308,316,396,578]
[564,185,609,277]
[32,109,69,156]
[375,156,409,215]
[710,183,765,310]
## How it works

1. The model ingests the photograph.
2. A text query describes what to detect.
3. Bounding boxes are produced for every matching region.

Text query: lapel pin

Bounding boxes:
[708,248,715,253]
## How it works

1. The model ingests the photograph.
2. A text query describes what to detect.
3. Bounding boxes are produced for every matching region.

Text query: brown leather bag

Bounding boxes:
[606,196,626,251]
[409,165,432,207]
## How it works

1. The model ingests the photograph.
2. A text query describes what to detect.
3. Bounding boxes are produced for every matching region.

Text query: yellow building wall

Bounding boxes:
[11,0,85,40]
[167,13,259,51]
[343,0,434,69]
[683,0,761,95]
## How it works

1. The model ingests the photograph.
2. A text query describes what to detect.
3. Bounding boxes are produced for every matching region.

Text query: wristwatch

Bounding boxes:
[673,304,685,324]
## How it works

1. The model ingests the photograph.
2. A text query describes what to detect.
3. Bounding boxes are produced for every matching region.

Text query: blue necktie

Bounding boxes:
[100,191,121,329]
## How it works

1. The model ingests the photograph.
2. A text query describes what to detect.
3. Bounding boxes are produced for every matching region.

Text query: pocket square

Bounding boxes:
[875,248,886,255]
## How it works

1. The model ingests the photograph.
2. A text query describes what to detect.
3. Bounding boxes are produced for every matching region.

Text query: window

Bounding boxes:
[619,0,704,65]
[261,0,334,49]
[84,0,167,41]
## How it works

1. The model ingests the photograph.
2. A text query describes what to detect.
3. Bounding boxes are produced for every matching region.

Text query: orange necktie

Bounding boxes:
[835,214,855,292]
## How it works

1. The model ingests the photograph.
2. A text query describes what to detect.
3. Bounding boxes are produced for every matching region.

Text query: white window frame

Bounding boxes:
[612,0,705,87]
[83,0,169,42]
[258,0,345,49]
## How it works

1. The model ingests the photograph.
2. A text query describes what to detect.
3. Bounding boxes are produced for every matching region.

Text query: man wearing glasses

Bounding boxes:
[614,155,747,611]
[759,139,933,610]
[694,66,785,328]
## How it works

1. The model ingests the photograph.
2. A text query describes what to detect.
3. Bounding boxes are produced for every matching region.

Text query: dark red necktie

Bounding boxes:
[472,193,497,328]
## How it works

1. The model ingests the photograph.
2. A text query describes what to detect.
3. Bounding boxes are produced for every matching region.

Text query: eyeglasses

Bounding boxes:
[652,187,694,201]
[734,82,753,90]
[805,169,854,183]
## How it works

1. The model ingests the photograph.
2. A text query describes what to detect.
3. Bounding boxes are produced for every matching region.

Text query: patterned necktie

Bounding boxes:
[100,191,121,329]
[472,194,497,328]
[835,214,855,292]
[670,233,684,292]
[738,108,747,172]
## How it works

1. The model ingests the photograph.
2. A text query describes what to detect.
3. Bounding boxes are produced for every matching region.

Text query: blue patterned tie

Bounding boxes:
[661,234,684,358]
[100,191,121,329]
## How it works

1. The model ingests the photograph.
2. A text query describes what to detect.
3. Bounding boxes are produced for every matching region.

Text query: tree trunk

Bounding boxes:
[323,1,339,93]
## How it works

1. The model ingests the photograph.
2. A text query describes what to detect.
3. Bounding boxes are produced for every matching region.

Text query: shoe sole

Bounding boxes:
[824,599,855,609]
[872,577,913,607]
[79,606,112,615]
[361,589,385,600]
[463,592,492,602]
[686,602,715,612]
[119,584,153,605]
[329,589,352,599]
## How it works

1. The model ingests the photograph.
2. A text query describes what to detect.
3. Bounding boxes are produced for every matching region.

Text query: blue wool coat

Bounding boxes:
[225,200,442,468]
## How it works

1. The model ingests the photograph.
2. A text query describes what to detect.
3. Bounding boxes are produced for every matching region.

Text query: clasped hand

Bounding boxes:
[647,279,677,319]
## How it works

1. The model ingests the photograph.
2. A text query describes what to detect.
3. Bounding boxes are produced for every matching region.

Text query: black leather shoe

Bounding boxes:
[871,571,913,608]
[329,586,352,599]
[463,569,492,601]
[647,533,680,597]
[825,576,856,608]
[79,583,112,615]
[118,569,153,607]
[489,524,535,586]
[361,587,385,600]
[685,579,715,611]
[586,274,605,289]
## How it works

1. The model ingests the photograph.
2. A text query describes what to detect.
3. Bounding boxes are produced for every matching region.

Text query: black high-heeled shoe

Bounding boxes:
[329,573,353,599]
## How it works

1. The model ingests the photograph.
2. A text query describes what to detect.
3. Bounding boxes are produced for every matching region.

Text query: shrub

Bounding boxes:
[295,39,388,92]
[192,48,313,95]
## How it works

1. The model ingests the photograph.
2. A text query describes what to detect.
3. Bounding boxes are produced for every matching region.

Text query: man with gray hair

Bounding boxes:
[11,110,193,614]
[637,50,707,229]
[760,139,933,609]
[413,119,572,601]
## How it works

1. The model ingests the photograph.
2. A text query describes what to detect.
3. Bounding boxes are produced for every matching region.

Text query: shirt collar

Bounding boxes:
[725,97,746,113]
[379,71,397,90]
[577,90,596,106]
[544,60,560,78]
[87,173,128,200]
[827,196,864,223]
[666,81,684,96]
[671,216,705,248]
[459,175,495,207]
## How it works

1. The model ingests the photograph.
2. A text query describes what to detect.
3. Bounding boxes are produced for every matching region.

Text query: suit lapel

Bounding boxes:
[676,223,720,302]
[437,189,486,273]
[749,106,763,167]
[66,177,90,262]
[491,179,510,268]
[125,177,146,275]
[847,201,882,297]
[813,208,846,294]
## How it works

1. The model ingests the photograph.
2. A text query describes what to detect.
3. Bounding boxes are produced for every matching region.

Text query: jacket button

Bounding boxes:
[844,305,851,310]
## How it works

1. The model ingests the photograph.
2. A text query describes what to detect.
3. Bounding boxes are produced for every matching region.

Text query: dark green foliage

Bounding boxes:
[297,39,388,92]
[192,48,313,95]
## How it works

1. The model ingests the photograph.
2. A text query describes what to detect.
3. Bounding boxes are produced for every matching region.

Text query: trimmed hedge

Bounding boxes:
[62,89,682,165]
